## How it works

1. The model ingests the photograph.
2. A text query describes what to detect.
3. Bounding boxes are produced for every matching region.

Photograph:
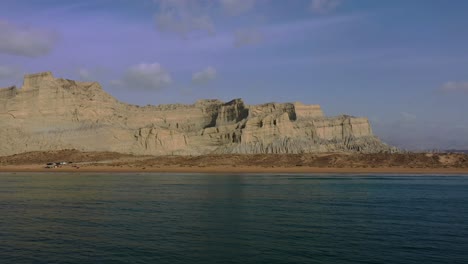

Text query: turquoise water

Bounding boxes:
[0,173,467,264]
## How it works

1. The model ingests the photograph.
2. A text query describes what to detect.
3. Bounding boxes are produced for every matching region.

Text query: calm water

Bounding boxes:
[0,173,467,264]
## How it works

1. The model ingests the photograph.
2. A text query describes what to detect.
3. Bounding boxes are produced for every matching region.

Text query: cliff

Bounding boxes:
[0,72,396,156]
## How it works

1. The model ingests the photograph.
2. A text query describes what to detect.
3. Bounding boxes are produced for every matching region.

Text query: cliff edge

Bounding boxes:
[0,72,397,156]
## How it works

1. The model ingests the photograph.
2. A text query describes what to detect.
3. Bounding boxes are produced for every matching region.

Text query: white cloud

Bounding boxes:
[310,0,341,14]
[0,65,21,80]
[114,63,172,90]
[154,0,215,37]
[234,28,264,47]
[0,20,59,57]
[441,81,468,92]
[221,0,256,15]
[192,66,217,84]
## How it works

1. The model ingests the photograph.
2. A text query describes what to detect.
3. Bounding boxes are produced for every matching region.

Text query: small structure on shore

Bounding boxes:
[44,161,72,169]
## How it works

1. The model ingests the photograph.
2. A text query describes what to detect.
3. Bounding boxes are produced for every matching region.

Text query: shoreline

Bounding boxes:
[2,150,467,175]
[1,165,468,175]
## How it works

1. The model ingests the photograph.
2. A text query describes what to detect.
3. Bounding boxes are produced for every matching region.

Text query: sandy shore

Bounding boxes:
[1,150,467,175]
[1,164,468,174]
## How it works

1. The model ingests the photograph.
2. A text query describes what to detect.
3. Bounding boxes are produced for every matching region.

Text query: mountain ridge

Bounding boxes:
[0,72,397,156]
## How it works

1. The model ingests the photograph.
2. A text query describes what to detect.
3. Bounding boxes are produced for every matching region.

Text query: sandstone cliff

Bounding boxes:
[0,72,396,156]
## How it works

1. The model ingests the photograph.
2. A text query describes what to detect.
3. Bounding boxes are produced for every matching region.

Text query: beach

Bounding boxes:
[1,150,467,174]
[2,164,468,174]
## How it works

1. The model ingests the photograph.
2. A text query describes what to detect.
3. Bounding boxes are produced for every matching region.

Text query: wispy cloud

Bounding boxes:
[221,0,256,15]
[0,20,59,57]
[440,81,468,92]
[310,0,341,14]
[113,63,172,90]
[192,66,217,84]
[234,28,263,47]
[154,0,215,37]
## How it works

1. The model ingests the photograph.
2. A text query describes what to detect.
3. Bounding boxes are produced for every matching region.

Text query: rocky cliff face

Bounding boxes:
[0,72,396,156]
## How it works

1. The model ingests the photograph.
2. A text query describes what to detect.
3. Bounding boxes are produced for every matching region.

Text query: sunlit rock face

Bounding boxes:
[0,72,396,156]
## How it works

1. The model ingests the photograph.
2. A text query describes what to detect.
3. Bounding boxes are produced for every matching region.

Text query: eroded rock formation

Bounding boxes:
[0,72,396,156]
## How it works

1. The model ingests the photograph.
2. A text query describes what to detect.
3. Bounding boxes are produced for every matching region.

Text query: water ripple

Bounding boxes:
[0,173,467,264]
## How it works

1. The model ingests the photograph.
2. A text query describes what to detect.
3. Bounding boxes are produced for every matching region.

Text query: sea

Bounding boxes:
[0,173,467,264]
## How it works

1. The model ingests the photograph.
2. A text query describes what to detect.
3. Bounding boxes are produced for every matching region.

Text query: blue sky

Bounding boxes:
[1,0,467,150]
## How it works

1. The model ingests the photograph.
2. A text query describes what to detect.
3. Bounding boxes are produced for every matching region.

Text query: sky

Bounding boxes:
[1,0,467,150]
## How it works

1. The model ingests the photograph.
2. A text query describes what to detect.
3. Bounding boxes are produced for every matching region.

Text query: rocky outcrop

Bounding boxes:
[215,99,248,126]
[21,71,55,90]
[0,72,397,156]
